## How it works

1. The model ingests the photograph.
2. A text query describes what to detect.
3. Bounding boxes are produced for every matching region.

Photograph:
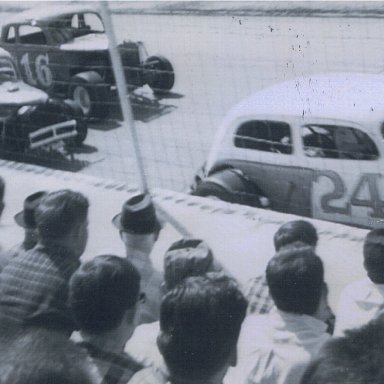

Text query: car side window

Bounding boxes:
[302,124,378,160]
[234,120,292,154]
[5,26,16,43]
[83,13,104,32]
[18,25,47,45]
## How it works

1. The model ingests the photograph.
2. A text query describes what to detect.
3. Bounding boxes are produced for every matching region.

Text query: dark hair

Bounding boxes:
[158,272,247,381]
[69,255,140,334]
[0,328,96,384]
[363,229,384,284]
[163,238,214,290]
[273,220,318,251]
[301,314,384,384]
[266,246,324,315]
[35,190,89,241]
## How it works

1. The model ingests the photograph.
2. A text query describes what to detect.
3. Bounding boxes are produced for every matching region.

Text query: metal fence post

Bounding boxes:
[99,1,148,194]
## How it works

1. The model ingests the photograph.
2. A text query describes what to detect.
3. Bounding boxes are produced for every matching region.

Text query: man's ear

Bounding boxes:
[0,201,5,220]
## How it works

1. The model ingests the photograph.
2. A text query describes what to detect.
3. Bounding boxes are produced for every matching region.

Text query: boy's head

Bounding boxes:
[158,272,247,382]
[69,255,140,335]
[266,246,324,316]
[163,238,215,291]
[273,220,318,251]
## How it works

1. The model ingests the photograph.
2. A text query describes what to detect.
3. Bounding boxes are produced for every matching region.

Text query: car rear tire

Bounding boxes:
[192,181,233,203]
[69,78,109,119]
[145,55,175,95]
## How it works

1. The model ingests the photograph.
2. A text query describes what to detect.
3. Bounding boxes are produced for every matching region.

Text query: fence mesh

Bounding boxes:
[0,1,383,197]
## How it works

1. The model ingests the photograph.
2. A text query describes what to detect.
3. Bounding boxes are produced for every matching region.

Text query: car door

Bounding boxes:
[220,118,314,217]
[10,24,57,94]
[301,122,384,228]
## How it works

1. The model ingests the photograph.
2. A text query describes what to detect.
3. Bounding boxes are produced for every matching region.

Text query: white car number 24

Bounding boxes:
[313,170,384,227]
[20,52,53,89]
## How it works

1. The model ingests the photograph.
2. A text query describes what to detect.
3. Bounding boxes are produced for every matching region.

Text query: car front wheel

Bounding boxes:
[69,78,109,119]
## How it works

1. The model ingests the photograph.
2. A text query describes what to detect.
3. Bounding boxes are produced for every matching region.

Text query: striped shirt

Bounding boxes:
[78,341,143,384]
[0,243,80,333]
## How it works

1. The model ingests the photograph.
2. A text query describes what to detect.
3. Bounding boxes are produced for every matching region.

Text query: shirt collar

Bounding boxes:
[274,308,328,334]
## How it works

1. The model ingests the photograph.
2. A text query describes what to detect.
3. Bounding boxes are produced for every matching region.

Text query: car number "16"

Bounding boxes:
[316,170,384,219]
[20,52,53,89]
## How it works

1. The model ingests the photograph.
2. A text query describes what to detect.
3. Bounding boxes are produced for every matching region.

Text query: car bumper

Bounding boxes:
[29,119,77,150]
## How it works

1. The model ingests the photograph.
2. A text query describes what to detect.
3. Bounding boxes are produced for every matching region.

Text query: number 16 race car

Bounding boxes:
[0,5,175,118]
[191,73,384,229]
[0,47,87,152]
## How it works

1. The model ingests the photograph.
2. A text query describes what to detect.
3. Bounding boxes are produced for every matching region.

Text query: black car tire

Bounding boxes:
[69,77,109,119]
[145,55,175,95]
[192,181,233,203]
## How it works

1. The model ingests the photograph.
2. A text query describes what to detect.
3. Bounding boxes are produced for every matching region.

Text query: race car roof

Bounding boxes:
[4,4,99,26]
[227,72,384,126]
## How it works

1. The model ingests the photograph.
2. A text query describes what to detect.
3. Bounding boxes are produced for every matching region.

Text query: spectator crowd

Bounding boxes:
[0,175,383,384]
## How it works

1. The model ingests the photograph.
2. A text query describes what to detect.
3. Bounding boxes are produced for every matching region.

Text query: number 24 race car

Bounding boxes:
[0,47,87,152]
[191,73,384,229]
[0,5,175,118]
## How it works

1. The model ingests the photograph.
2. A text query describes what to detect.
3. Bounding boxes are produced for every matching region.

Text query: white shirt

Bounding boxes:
[225,309,329,384]
[334,277,384,336]
[125,321,164,369]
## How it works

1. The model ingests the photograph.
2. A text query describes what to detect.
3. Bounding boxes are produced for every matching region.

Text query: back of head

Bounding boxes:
[158,272,247,381]
[363,229,384,284]
[301,314,384,384]
[163,238,214,290]
[35,189,89,242]
[273,220,318,251]
[0,328,97,384]
[266,246,324,315]
[69,255,140,334]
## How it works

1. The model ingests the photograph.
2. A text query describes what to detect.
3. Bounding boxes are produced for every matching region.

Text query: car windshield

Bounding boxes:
[0,58,18,83]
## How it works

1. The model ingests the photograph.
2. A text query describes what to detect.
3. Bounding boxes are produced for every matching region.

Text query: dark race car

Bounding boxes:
[0,47,87,152]
[0,5,175,118]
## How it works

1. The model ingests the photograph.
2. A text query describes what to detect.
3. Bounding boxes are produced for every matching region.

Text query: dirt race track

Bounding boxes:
[1,7,384,192]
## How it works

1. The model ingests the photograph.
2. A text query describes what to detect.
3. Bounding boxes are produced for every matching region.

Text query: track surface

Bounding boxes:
[1,11,384,191]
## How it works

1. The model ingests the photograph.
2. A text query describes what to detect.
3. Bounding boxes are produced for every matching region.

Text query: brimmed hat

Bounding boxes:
[112,193,161,234]
[14,191,47,229]
[164,238,214,290]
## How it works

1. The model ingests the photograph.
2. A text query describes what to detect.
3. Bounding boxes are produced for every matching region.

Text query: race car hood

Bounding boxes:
[0,81,48,106]
[60,33,109,51]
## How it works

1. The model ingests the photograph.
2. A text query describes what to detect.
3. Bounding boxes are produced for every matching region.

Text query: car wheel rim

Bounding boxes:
[73,86,91,116]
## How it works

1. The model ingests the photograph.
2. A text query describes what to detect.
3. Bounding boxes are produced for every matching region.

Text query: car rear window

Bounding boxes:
[234,120,292,154]
[302,124,378,160]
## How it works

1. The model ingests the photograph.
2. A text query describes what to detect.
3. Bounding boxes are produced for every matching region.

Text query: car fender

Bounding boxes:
[71,70,104,85]
[195,167,270,208]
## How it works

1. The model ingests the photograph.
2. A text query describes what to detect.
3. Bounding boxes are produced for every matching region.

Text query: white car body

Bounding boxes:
[202,73,384,228]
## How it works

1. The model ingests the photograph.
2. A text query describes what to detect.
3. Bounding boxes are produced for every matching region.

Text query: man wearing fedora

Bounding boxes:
[0,189,89,335]
[10,191,48,255]
[112,193,163,324]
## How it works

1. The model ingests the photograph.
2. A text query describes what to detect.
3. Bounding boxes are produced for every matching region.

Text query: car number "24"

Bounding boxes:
[315,170,384,223]
[20,52,53,89]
